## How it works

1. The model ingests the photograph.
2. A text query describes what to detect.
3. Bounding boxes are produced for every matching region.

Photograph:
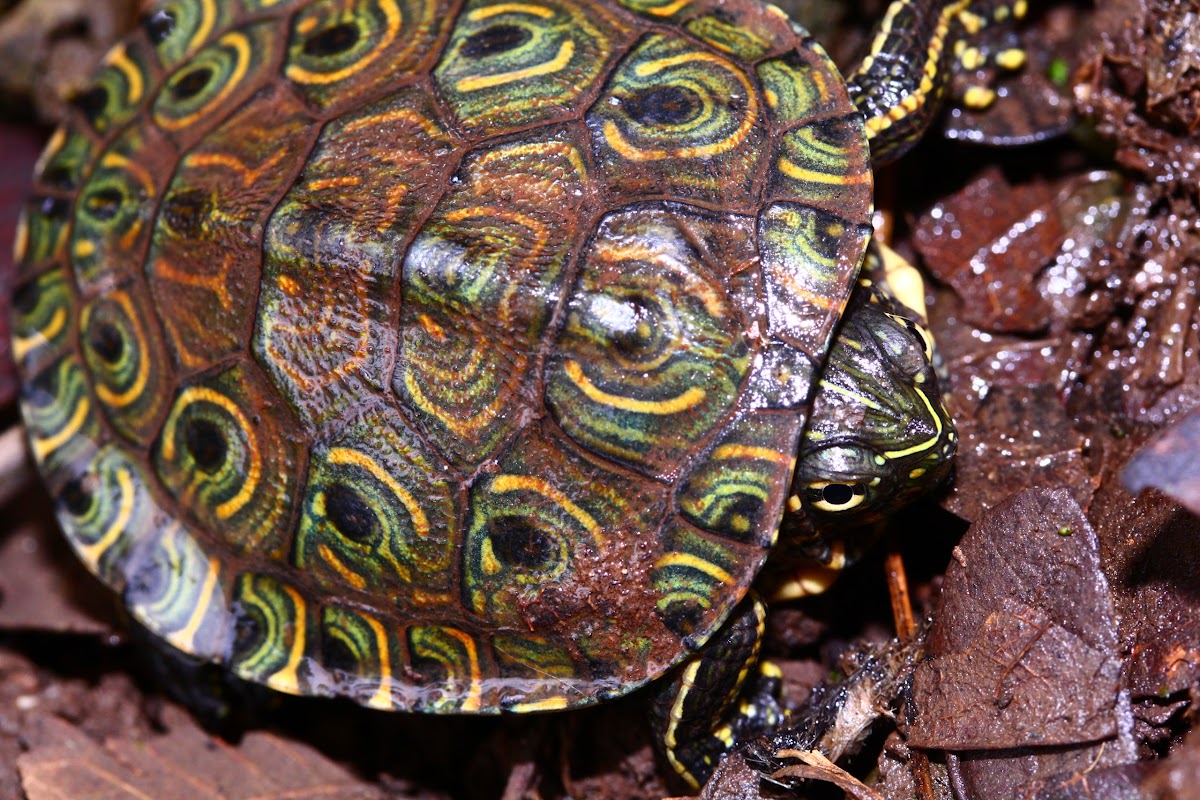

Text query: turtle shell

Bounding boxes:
[11,0,871,712]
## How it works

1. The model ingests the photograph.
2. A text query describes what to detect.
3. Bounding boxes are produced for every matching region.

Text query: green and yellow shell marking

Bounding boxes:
[154,363,302,560]
[434,0,630,136]
[79,282,173,445]
[12,0,957,751]
[295,402,458,602]
[10,268,73,369]
[395,128,590,468]
[284,0,451,112]
[546,205,752,476]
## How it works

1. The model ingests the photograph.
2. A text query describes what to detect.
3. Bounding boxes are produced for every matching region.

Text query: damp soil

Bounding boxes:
[4,0,1200,798]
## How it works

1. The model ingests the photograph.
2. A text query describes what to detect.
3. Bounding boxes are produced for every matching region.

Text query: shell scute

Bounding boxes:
[676,412,803,547]
[71,121,176,294]
[150,22,285,149]
[21,355,104,489]
[124,520,234,662]
[143,0,234,70]
[433,0,633,137]
[11,267,74,373]
[283,0,455,112]
[545,204,752,478]
[153,361,304,561]
[757,203,871,361]
[79,281,175,446]
[294,401,461,602]
[148,86,319,371]
[54,445,170,590]
[395,127,592,469]
[587,32,766,206]
[253,87,456,426]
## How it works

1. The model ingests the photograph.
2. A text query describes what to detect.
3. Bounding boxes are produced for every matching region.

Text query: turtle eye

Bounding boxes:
[806,481,867,513]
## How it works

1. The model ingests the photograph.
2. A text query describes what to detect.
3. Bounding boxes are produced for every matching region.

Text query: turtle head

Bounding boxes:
[791,291,957,525]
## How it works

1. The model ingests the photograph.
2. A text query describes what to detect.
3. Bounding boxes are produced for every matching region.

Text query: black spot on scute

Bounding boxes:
[184,417,228,472]
[461,24,532,58]
[71,86,111,125]
[625,85,703,127]
[12,280,40,316]
[321,632,361,675]
[489,516,555,569]
[88,321,126,365]
[658,599,703,639]
[85,187,125,221]
[163,188,210,239]
[59,475,95,517]
[323,482,378,544]
[41,165,78,192]
[231,602,265,658]
[170,66,213,101]
[303,22,360,57]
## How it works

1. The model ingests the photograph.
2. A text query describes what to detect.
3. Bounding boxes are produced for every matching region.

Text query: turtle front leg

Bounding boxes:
[649,596,784,789]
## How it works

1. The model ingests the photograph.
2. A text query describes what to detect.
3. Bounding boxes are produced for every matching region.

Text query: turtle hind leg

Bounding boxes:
[649,596,784,789]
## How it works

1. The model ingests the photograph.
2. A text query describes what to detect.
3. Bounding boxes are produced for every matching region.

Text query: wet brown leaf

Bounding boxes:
[912,488,1125,751]
[914,168,1061,333]
[19,707,390,800]
[942,382,1092,522]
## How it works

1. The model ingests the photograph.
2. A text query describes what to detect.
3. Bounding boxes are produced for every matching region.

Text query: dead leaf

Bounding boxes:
[912,488,1124,750]
[19,707,390,800]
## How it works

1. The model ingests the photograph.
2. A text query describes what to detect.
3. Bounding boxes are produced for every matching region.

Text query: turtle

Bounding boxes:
[8,0,1009,787]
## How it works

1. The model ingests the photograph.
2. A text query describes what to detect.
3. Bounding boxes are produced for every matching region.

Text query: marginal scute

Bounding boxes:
[230,572,313,696]
[434,0,631,137]
[678,413,804,546]
[768,115,874,214]
[408,625,487,712]
[319,604,409,709]
[145,0,233,70]
[34,126,96,195]
[79,281,173,445]
[148,87,318,371]
[395,128,591,468]
[587,33,764,205]
[10,268,74,372]
[283,0,452,112]
[758,52,843,127]
[651,519,759,643]
[55,445,169,589]
[71,122,176,293]
[20,355,104,487]
[124,522,233,661]
[546,205,751,478]
[74,41,160,137]
[757,203,872,359]
[153,362,303,561]
[294,402,460,603]
[256,87,454,426]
